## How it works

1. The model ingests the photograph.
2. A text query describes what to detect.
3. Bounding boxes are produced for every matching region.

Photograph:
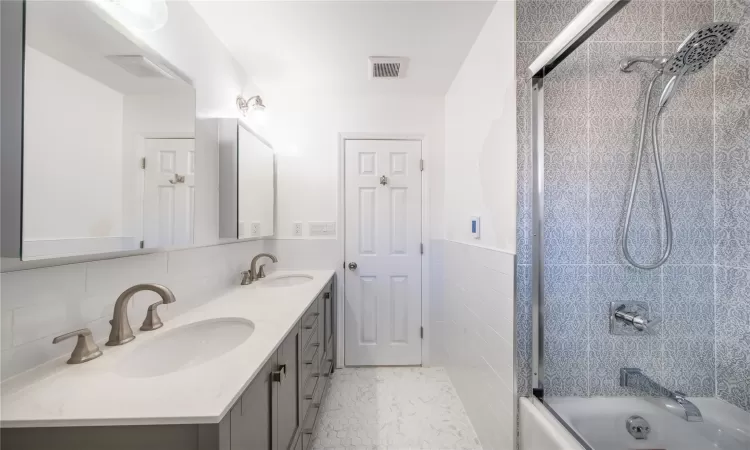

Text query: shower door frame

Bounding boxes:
[527,0,631,402]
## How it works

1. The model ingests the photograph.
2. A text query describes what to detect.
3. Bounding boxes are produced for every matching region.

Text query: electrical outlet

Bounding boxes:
[250,222,261,237]
[293,222,303,236]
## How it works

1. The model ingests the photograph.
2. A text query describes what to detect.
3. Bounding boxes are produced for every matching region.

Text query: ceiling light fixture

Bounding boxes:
[236,95,265,117]
[91,0,168,33]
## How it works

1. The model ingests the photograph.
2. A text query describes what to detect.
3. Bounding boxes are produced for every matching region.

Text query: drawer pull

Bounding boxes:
[272,364,286,383]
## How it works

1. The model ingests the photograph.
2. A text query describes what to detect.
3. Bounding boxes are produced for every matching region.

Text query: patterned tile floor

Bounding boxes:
[310,367,482,450]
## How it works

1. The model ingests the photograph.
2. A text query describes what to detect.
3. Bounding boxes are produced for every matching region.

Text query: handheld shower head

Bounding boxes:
[619,22,738,78]
[658,22,738,108]
[663,21,738,75]
[620,21,738,270]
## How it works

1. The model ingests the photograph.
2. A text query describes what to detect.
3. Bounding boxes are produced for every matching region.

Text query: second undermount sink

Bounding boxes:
[262,274,313,288]
[115,318,254,378]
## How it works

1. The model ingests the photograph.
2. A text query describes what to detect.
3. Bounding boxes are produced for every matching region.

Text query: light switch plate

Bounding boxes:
[309,222,336,236]
[238,221,246,238]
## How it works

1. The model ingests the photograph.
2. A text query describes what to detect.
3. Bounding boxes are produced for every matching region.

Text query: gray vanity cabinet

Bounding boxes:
[276,325,301,450]
[230,355,275,450]
[1,277,336,450]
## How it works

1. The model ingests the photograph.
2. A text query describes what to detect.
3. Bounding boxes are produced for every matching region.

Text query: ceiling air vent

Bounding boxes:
[369,57,409,79]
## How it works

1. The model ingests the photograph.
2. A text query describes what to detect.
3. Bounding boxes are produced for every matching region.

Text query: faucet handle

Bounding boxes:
[140,301,165,331]
[53,328,103,364]
[241,270,254,285]
[633,316,661,332]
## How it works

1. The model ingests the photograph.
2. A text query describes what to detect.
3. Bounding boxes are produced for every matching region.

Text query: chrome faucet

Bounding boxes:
[620,368,703,422]
[106,284,176,346]
[241,253,278,285]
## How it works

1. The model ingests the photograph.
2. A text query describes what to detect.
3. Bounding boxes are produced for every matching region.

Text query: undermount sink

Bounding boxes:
[262,274,313,288]
[115,318,254,378]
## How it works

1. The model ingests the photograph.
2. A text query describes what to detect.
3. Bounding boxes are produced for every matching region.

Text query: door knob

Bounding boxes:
[348,262,358,270]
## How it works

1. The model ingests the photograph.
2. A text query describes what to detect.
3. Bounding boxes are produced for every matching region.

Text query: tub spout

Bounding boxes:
[620,368,703,422]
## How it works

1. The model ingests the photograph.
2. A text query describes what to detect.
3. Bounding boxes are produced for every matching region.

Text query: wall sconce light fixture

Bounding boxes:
[236,95,265,117]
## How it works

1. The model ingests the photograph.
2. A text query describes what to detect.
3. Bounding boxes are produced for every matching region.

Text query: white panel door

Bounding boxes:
[344,139,422,366]
[143,138,195,248]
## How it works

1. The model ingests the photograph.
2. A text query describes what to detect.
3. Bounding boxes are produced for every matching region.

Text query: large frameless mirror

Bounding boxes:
[21,0,197,260]
[217,118,276,240]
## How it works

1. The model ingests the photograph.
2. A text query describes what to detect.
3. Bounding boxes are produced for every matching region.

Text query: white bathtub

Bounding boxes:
[546,396,750,450]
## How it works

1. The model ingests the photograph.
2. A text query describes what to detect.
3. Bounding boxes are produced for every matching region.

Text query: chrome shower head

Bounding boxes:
[619,22,738,75]
[658,21,738,108]
[663,21,739,75]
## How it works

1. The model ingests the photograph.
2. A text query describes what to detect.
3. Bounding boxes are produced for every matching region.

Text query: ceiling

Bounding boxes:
[190,1,496,96]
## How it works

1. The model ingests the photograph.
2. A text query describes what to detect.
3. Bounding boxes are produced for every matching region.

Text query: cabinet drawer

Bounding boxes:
[302,404,319,435]
[301,310,319,349]
[301,346,319,384]
[301,374,319,418]
[302,341,320,366]
[302,429,313,450]
[302,320,319,353]
[311,370,327,407]
[301,299,319,325]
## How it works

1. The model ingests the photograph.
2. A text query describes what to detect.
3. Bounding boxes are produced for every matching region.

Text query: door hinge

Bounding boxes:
[420,159,424,171]
[420,243,424,254]
[420,327,424,339]
[139,240,144,249]
[140,157,146,169]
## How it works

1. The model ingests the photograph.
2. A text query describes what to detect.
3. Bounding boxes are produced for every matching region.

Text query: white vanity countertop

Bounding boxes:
[0,270,335,428]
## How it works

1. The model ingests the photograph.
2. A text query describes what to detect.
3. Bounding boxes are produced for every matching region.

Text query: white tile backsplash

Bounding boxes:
[438,239,516,450]
[84,253,169,295]
[1,264,86,311]
[0,240,265,380]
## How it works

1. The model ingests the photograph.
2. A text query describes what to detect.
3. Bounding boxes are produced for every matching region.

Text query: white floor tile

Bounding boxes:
[311,367,482,450]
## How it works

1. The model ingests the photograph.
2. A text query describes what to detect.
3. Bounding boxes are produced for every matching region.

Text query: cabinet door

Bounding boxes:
[276,326,300,450]
[323,290,332,356]
[231,355,275,450]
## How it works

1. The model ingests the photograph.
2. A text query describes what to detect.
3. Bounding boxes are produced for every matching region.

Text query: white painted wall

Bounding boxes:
[264,93,445,240]
[438,2,518,448]
[444,0,517,252]
[23,47,125,242]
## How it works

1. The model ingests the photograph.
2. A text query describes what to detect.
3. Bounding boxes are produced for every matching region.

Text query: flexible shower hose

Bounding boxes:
[621,71,673,270]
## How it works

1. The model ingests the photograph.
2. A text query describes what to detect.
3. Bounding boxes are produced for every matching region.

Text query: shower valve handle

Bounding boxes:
[614,307,660,331]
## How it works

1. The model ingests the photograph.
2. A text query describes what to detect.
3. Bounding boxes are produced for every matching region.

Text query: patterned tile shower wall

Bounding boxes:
[715,0,750,412]
[515,0,750,411]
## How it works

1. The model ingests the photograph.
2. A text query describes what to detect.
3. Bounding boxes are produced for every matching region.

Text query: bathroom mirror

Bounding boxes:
[21,1,197,260]
[217,119,276,240]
